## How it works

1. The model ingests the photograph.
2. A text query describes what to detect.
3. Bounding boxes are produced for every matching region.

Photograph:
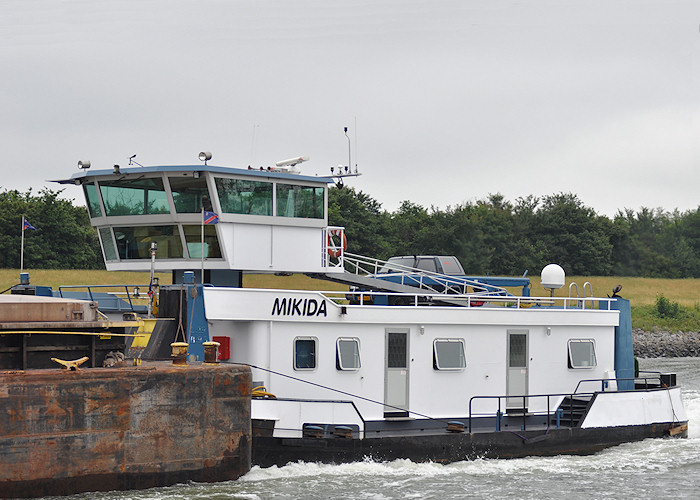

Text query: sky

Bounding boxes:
[1,0,699,217]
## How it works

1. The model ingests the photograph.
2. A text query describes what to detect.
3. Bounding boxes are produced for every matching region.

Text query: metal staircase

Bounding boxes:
[308,253,510,306]
[552,396,593,428]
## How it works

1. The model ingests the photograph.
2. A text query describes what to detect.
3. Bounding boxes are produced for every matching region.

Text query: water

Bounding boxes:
[45,359,700,500]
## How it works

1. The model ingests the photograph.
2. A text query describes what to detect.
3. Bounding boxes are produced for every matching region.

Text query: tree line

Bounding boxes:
[0,189,102,270]
[2,187,699,278]
[329,187,700,278]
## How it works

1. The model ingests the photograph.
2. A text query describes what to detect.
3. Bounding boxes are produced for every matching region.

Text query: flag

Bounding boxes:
[203,211,219,225]
[23,219,36,231]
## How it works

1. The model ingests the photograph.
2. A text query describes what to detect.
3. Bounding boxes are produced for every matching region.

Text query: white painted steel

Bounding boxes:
[580,387,687,428]
[204,287,620,422]
[252,399,365,438]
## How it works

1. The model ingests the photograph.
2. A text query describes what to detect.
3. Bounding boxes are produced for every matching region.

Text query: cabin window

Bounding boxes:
[113,225,184,259]
[98,227,118,261]
[568,339,597,368]
[215,178,273,216]
[433,339,466,370]
[276,183,324,219]
[169,176,211,213]
[99,177,170,216]
[83,183,102,217]
[294,337,317,370]
[182,225,222,259]
[336,338,361,370]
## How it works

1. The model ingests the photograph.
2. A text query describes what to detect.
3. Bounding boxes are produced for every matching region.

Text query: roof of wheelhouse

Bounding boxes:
[55,164,334,185]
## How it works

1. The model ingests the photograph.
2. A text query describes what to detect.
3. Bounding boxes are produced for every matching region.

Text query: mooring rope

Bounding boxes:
[242,362,453,425]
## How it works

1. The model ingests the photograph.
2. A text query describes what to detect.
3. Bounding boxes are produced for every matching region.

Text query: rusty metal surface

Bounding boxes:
[0,362,251,498]
[0,295,99,323]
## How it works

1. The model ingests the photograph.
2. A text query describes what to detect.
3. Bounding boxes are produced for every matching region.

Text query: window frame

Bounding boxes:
[433,338,467,371]
[336,337,361,371]
[294,336,318,371]
[567,339,597,369]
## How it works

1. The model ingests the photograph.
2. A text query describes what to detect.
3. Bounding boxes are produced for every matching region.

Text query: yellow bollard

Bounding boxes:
[171,342,189,365]
[203,341,220,364]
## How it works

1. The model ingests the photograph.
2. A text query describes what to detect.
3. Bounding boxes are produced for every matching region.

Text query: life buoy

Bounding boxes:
[327,229,347,258]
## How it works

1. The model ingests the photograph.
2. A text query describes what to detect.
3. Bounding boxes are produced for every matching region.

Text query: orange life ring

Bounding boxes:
[327,229,347,258]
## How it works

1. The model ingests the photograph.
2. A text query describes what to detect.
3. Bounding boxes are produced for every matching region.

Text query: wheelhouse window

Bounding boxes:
[182,225,222,259]
[99,177,170,216]
[169,176,211,213]
[113,225,183,259]
[336,338,361,370]
[83,183,102,217]
[294,337,317,370]
[98,227,118,261]
[276,183,324,219]
[215,178,272,216]
[568,339,597,368]
[433,338,466,370]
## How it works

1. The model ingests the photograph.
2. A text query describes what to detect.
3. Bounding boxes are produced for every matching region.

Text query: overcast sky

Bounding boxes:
[2,0,699,217]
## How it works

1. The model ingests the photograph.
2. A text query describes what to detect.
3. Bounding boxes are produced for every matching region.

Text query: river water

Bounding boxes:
[51,358,700,500]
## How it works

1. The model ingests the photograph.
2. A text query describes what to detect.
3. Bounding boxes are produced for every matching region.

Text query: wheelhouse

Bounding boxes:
[58,165,335,276]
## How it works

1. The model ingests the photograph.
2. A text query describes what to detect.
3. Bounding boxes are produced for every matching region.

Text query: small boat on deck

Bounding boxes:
[47,156,686,468]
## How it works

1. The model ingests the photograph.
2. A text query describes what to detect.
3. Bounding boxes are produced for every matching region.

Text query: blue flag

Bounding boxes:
[203,211,219,225]
[23,219,36,231]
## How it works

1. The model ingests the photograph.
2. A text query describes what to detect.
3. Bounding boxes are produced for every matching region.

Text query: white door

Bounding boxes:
[506,330,529,411]
[384,329,409,417]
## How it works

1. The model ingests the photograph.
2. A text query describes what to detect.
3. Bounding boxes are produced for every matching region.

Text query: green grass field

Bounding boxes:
[2,269,699,331]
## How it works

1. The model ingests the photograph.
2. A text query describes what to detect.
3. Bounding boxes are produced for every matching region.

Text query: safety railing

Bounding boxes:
[340,252,510,296]
[57,284,152,312]
[322,289,617,310]
[468,374,671,433]
[468,392,595,433]
[573,375,667,393]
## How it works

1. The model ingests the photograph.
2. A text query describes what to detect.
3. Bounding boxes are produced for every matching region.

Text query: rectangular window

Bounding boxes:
[336,338,361,370]
[182,225,222,259]
[509,334,527,368]
[83,183,102,217]
[433,339,466,370]
[169,176,212,213]
[98,227,118,261]
[294,337,317,370]
[215,177,272,216]
[387,331,407,368]
[568,339,597,368]
[113,225,184,259]
[276,183,324,219]
[100,177,170,216]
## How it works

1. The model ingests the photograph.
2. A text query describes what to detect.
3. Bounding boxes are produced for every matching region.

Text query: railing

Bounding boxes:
[340,252,511,296]
[468,392,595,433]
[321,226,346,269]
[573,375,666,393]
[57,284,152,312]
[321,288,618,310]
[468,374,670,433]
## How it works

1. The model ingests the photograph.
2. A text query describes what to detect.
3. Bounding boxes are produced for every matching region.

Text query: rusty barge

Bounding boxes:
[0,293,251,499]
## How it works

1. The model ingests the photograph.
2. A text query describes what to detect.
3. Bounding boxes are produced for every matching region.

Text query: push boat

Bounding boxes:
[47,157,687,467]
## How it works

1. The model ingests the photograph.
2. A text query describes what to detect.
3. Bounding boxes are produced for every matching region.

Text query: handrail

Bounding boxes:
[341,252,510,296]
[467,376,668,433]
[58,284,152,312]
[468,391,596,433]
[573,375,665,393]
[321,289,618,310]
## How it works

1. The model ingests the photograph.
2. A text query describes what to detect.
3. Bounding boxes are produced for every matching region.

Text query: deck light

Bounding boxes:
[78,160,91,169]
[198,151,212,165]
